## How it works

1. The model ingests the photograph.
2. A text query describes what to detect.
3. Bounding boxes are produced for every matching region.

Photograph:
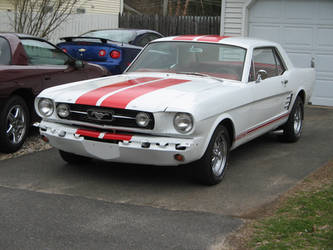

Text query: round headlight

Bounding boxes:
[38,98,54,117]
[57,104,70,118]
[136,112,150,127]
[174,113,193,133]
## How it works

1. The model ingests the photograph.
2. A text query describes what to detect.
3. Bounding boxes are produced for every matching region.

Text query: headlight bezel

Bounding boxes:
[38,98,54,117]
[173,112,193,134]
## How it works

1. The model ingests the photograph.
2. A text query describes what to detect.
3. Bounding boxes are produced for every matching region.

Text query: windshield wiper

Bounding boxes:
[178,72,224,82]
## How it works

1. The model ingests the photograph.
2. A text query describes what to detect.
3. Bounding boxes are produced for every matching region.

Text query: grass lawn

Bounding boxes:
[250,181,333,249]
[225,161,333,249]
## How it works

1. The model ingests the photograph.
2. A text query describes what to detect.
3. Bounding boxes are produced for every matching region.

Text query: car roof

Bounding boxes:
[152,35,279,49]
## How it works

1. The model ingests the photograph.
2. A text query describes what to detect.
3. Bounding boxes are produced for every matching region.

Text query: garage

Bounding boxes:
[247,0,333,106]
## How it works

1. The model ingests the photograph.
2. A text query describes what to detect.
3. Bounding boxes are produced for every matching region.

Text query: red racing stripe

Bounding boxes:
[197,35,230,42]
[101,78,190,109]
[75,77,160,106]
[76,129,132,141]
[76,129,100,138]
[173,35,201,41]
[103,133,132,141]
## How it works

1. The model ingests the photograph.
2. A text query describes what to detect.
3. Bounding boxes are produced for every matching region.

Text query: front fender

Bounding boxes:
[196,113,236,160]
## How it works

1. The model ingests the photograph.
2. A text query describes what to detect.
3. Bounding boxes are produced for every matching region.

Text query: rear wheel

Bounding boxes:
[279,96,304,142]
[0,95,30,153]
[194,125,230,185]
[59,150,91,164]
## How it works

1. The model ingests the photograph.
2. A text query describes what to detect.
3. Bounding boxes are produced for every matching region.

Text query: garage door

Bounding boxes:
[248,0,333,106]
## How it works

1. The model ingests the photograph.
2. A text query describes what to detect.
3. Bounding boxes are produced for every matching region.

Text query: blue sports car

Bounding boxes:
[57,29,163,74]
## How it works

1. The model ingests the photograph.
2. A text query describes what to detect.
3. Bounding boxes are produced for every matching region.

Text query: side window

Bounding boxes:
[0,37,11,65]
[253,48,278,79]
[274,49,286,75]
[20,39,69,65]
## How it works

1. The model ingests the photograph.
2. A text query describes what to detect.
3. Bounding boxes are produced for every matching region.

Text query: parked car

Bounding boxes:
[34,35,315,185]
[57,29,163,75]
[0,33,109,153]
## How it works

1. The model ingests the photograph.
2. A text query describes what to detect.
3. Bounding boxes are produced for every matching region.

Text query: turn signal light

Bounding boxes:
[41,136,49,143]
[174,154,184,162]
[110,50,121,59]
[98,49,106,57]
[62,48,68,53]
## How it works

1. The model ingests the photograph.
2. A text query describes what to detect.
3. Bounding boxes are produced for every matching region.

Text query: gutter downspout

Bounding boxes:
[220,0,226,36]
[242,0,256,36]
[120,0,124,14]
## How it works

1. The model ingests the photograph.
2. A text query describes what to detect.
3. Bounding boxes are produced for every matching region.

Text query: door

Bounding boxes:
[248,0,333,106]
[248,47,292,138]
[20,38,87,90]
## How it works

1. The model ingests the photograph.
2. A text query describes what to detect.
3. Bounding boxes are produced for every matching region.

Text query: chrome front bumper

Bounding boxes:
[35,121,204,166]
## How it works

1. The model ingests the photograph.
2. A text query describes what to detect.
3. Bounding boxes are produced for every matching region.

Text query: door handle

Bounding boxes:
[44,76,51,80]
[282,79,288,85]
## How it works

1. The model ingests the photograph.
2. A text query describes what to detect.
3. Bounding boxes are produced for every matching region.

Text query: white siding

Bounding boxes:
[0,1,11,11]
[223,0,246,36]
[0,11,118,43]
[78,0,120,14]
[51,13,119,43]
[0,0,120,15]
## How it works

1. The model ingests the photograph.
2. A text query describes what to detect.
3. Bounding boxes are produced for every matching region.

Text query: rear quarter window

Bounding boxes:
[0,37,11,65]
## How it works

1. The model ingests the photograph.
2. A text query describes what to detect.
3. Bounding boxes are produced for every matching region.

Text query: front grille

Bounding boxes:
[57,103,154,130]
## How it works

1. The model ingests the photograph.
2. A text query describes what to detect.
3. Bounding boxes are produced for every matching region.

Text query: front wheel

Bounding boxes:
[279,96,304,142]
[59,150,92,164]
[0,95,30,153]
[194,125,230,185]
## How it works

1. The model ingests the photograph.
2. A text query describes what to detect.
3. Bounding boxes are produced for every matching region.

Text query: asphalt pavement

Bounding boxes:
[0,106,333,249]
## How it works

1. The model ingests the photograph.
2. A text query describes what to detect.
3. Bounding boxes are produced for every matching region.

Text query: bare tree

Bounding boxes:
[9,0,79,38]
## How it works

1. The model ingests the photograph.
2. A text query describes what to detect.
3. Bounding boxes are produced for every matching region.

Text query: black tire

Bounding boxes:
[194,125,230,185]
[279,96,304,143]
[59,150,92,164]
[0,95,30,153]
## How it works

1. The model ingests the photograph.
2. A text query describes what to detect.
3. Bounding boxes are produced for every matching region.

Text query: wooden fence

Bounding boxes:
[119,14,220,36]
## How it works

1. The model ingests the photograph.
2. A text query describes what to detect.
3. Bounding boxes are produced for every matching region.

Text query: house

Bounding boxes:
[0,0,122,42]
[0,0,122,15]
[220,0,333,106]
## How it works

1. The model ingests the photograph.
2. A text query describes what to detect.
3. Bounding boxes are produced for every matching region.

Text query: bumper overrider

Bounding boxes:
[36,121,204,166]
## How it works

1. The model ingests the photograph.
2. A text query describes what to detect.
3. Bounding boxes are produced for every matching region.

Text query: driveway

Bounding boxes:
[0,106,332,249]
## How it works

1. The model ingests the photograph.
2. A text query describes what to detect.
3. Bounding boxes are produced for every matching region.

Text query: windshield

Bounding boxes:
[127,41,247,81]
[81,30,136,43]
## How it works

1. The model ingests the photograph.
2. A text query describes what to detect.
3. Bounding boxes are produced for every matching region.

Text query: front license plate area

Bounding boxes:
[83,140,120,160]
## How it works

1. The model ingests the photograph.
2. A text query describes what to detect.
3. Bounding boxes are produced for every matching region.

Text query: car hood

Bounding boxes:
[39,72,240,113]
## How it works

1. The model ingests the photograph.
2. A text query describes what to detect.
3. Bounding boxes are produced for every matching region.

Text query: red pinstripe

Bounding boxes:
[235,113,290,141]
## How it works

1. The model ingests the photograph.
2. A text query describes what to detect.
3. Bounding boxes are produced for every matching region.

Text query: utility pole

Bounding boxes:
[163,0,168,16]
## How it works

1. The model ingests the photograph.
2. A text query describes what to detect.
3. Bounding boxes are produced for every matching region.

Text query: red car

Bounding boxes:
[0,33,109,153]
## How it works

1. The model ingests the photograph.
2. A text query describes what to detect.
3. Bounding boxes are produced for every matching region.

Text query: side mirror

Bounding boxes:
[256,69,267,83]
[74,60,84,69]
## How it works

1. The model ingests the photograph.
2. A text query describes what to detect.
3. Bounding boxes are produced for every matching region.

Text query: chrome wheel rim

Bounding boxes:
[6,105,26,144]
[211,133,228,176]
[293,103,302,135]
